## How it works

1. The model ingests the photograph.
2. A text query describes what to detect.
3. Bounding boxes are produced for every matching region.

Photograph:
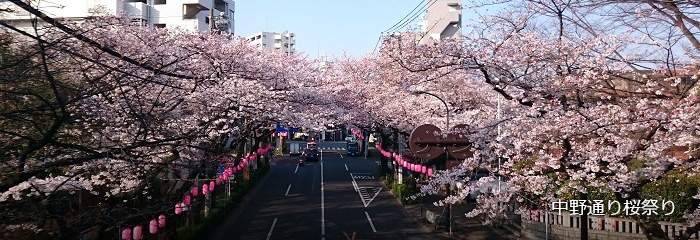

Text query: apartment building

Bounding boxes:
[0,0,235,34]
[417,0,461,44]
[247,31,295,54]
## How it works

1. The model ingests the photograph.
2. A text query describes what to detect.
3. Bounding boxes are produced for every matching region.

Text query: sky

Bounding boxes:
[234,0,430,59]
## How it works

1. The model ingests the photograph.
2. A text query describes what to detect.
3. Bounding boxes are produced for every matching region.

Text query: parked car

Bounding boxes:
[466,174,509,200]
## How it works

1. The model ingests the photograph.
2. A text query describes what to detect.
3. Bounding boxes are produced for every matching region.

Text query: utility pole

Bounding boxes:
[412,90,452,236]
[209,9,215,33]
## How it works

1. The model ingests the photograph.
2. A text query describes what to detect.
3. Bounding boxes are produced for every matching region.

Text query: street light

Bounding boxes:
[411,91,453,236]
[411,91,449,130]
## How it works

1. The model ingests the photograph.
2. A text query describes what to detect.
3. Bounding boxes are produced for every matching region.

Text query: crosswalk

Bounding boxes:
[319,147,346,151]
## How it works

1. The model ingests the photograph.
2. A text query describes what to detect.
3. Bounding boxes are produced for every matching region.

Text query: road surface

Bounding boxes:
[210,142,447,240]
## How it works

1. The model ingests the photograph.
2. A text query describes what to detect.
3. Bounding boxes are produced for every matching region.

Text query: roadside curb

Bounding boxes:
[378,179,445,236]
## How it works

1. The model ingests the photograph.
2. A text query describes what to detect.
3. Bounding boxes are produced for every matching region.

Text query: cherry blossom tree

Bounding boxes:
[331,1,700,239]
[0,1,326,237]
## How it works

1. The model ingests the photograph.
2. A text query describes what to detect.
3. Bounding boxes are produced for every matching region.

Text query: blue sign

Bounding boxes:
[276,123,300,133]
[217,164,225,174]
[276,123,288,132]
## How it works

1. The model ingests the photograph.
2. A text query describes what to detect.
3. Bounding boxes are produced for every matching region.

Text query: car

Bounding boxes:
[303,142,320,162]
[303,148,320,162]
[346,141,359,156]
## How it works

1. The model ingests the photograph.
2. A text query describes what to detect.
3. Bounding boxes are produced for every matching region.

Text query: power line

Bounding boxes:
[418,12,448,42]
[373,33,383,52]
[387,0,438,33]
[383,0,427,33]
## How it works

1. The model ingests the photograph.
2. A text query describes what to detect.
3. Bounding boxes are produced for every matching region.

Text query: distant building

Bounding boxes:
[0,0,235,34]
[318,53,332,72]
[417,0,461,44]
[247,31,295,54]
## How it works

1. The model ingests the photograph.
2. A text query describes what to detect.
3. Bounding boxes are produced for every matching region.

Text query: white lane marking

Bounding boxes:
[350,173,359,193]
[344,164,348,171]
[321,151,325,236]
[294,164,299,173]
[365,212,377,233]
[340,154,344,159]
[285,184,291,196]
[266,218,278,240]
[358,187,382,208]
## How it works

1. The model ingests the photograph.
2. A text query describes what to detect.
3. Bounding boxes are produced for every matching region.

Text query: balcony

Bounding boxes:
[124,2,147,19]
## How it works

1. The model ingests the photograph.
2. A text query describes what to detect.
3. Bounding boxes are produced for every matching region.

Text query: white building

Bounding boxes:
[247,31,295,54]
[0,0,235,34]
[417,0,461,44]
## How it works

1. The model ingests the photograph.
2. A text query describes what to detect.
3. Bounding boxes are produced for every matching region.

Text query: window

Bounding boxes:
[183,4,200,19]
[154,24,166,28]
[154,0,166,4]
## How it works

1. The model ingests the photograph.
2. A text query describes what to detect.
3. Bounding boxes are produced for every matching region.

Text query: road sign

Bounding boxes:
[446,124,473,159]
[409,124,443,160]
[408,124,472,161]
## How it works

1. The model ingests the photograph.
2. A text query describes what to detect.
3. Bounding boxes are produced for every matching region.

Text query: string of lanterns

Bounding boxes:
[119,144,272,240]
[376,143,434,177]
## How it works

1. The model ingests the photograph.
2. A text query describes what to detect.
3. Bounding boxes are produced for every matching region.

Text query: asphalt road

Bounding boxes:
[210,146,447,240]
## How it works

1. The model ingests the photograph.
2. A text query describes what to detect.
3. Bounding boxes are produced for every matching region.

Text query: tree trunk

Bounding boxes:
[636,217,670,240]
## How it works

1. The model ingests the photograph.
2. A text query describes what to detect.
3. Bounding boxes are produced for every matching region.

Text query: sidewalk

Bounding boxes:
[406,194,520,240]
[371,149,520,240]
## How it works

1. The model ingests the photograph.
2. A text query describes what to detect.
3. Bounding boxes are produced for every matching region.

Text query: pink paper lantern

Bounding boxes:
[175,203,182,215]
[158,214,166,228]
[216,178,222,185]
[121,228,132,240]
[183,195,191,206]
[421,165,427,174]
[133,225,143,240]
[202,184,209,195]
[191,186,199,197]
[149,219,158,234]
[428,168,433,177]
[209,181,215,191]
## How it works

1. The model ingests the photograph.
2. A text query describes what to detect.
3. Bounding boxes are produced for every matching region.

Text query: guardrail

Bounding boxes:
[522,210,699,239]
